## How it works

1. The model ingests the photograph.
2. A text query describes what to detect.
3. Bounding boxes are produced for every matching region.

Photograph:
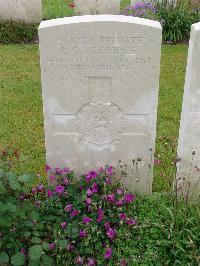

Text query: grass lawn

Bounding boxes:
[0,44,188,191]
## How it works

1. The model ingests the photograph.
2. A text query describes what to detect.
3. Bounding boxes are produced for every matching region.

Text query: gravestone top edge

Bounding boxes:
[39,15,162,30]
[192,22,200,31]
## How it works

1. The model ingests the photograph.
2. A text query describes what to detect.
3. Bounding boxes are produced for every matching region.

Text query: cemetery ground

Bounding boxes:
[0,43,188,192]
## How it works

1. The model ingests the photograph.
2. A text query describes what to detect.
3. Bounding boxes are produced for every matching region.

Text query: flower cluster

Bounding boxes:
[124,2,157,19]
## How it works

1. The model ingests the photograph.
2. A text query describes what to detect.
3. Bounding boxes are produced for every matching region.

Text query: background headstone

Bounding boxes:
[74,0,120,15]
[0,0,42,24]
[39,15,162,195]
[177,22,200,202]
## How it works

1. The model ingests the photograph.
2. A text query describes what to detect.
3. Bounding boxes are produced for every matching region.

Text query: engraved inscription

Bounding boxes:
[76,103,124,145]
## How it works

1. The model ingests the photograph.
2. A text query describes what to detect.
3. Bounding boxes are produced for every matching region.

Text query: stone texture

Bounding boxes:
[177,22,200,202]
[39,15,162,195]
[0,0,42,23]
[74,0,120,15]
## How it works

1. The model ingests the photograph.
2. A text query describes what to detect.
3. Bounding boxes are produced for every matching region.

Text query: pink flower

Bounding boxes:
[70,210,79,217]
[119,213,126,220]
[35,201,41,207]
[31,187,37,194]
[106,165,113,176]
[20,248,27,255]
[49,242,56,250]
[47,189,54,198]
[97,208,104,223]
[106,193,115,203]
[64,167,70,173]
[83,217,92,224]
[65,204,73,212]
[105,177,112,184]
[56,168,63,174]
[106,227,116,240]
[116,199,124,207]
[67,244,74,251]
[55,185,65,194]
[37,184,44,192]
[63,178,69,185]
[79,229,87,238]
[61,222,67,229]
[86,170,97,182]
[87,188,93,197]
[120,258,128,266]
[126,218,136,225]
[97,166,104,174]
[91,183,98,193]
[45,164,51,172]
[104,247,113,259]
[154,159,162,165]
[124,193,135,203]
[49,175,56,181]
[86,197,92,206]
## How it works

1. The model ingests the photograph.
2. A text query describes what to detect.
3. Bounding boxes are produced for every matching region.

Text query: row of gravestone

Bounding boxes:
[0,0,177,23]
[38,13,200,202]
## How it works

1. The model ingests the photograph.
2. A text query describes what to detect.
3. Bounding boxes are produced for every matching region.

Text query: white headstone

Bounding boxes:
[39,15,162,195]
[177,22,200,202]
[74,0,120,15]
[0,0,42,24]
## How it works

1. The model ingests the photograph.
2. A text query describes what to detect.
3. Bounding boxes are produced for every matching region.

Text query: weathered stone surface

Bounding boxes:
[74,0,120,15]
[0,0,42,23]
[177,22,200,202]
[39,15,162,195]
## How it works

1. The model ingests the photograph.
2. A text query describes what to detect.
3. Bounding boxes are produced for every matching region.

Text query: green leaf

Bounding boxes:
[0,181,7,194]
[31,237,42,244]
[42,242,49,251]
[28,260,40,266]
[5,202,17,213]
[57,239,68,249]
[42,255,54,266]
[9,179,21,190]
[0,215,12,226]
[0,252,9,263]
[11,252,25,266]
[28,245,43,261]
[18,174,35,185]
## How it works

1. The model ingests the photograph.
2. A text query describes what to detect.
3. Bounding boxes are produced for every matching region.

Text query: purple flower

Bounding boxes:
[87,188,93,197]
[106,165,113,176]
[35,201,41,208]
[116,199,124,207]
[86,170,97,183]
[56,167,63,174]
[31,187,37,194]
[79,229,87,238]
[45,164,51,172]
[37,184,44,192]
[47,189,54,198]
[91,182,98,193]
[126,218,137,225]
[104,247,113,259]
[67,244,74,251]
[124,193,135,203]
[83,217,92,224]
[64,167,70,173]
[75,256,84,264]
[70,210,79,217]
[19,194,25,202]
[49,242,56,250]
[86,197,92,206]
[49,175,56,181]
[65,204,73,212]
[55,185,65,194]
[97,166,104,174]
[20,248,27,255]
[104,222,110,230]
[120,258,128,266]
[119,213,127,221]
[87,258,96,266]
[116,188,124,195]
[97,208,104,223]
[106,227,116,240]
[61,222,67,229]
[106,193,115,203]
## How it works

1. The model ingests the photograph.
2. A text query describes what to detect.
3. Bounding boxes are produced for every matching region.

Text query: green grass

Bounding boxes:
[0,44,188,190]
